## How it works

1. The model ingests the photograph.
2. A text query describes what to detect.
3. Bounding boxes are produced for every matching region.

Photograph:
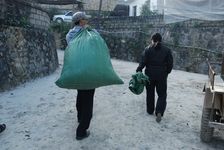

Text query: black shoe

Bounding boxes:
[147,110,154,115]
[147,112,154,115]
[156,113,162,123]
[0,124,6,133]
[76,131,90,140]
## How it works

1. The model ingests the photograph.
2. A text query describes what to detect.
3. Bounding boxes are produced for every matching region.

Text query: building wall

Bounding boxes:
[122,0,165,16]
[156,0,164,14]
[129,0,147,16]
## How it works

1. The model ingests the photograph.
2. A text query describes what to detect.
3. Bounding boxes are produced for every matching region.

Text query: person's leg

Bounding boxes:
[0,124,6,133]
[76,90,82,122]
[155,78,167,116]
[146,80,156,114]
[76,89,95,139]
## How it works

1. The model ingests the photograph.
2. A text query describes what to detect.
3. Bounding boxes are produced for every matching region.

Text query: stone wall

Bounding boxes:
[90,15,164,30]
[0,25,58,91]
[90,17,223,74]
[167,44,222,74]
[0,0,50,30]
[83,0,117,11]
[162,20,224,53]
[0,0,58,91]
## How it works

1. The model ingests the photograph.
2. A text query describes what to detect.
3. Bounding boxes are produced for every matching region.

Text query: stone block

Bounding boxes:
[30,14,35,19]
[31,8,36,14]
[39,16,45,21]
[37,10,41,15]
[30,18,35,25]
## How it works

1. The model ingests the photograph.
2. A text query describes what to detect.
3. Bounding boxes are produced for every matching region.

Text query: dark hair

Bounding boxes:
[75,21,80,25]
[71,20,80,28]
[151,33,162,42]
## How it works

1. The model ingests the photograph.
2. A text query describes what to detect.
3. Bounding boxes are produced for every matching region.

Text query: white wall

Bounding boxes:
[151,0,157,11]
[128,0,161,16]
[157,0,164,14]
[129,0,147,16]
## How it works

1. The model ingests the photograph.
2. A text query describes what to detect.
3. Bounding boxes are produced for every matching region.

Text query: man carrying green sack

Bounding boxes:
[56,12,123,140]
[129,72,149,95]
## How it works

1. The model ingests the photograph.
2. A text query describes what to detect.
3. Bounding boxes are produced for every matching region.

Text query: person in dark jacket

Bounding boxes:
[136,33,173,123]
[0,124,6,133]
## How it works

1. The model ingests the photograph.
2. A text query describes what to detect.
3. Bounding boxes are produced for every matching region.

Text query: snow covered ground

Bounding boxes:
[0,50,224,150]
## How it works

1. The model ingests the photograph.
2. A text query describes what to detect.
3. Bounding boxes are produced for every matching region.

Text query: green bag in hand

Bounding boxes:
[129,72,149,95]
[55,28,123,89]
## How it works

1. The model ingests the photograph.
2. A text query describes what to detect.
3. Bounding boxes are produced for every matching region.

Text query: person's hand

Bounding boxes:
[136,69,142,73]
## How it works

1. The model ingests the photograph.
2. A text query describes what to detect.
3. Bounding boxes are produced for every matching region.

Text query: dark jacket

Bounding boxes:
[136,43,173,80]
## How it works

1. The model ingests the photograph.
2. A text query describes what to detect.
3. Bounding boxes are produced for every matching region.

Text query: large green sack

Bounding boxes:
[55,28,123,89]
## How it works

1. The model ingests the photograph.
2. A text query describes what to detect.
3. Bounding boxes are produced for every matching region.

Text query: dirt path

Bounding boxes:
[0,50,224,150]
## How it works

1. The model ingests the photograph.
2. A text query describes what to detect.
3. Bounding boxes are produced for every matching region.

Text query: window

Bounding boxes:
[66,12,73,16]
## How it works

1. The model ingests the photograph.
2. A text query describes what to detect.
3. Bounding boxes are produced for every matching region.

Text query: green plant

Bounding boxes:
[49,22,71,49]
[47,7,60,21]
[192,21,201,28]
[20,16,30,28]
[170,23,181,46]
[140,0,153,16]
[50,22,71,33]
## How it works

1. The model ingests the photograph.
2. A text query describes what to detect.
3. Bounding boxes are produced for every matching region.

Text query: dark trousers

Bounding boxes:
[146,77,167,116]
[76,89,95,136]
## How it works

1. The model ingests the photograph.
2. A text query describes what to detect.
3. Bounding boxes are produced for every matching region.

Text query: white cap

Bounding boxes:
[72,12,90,23]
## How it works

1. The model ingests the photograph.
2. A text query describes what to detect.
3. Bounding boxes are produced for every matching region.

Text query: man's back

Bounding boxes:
[144,44,173,79]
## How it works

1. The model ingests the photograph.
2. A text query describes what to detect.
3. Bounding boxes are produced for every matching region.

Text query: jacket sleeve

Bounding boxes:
[66,27,81,44]
[66,30,73,45]
[136,49,147,72]
[166,49,173,74]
